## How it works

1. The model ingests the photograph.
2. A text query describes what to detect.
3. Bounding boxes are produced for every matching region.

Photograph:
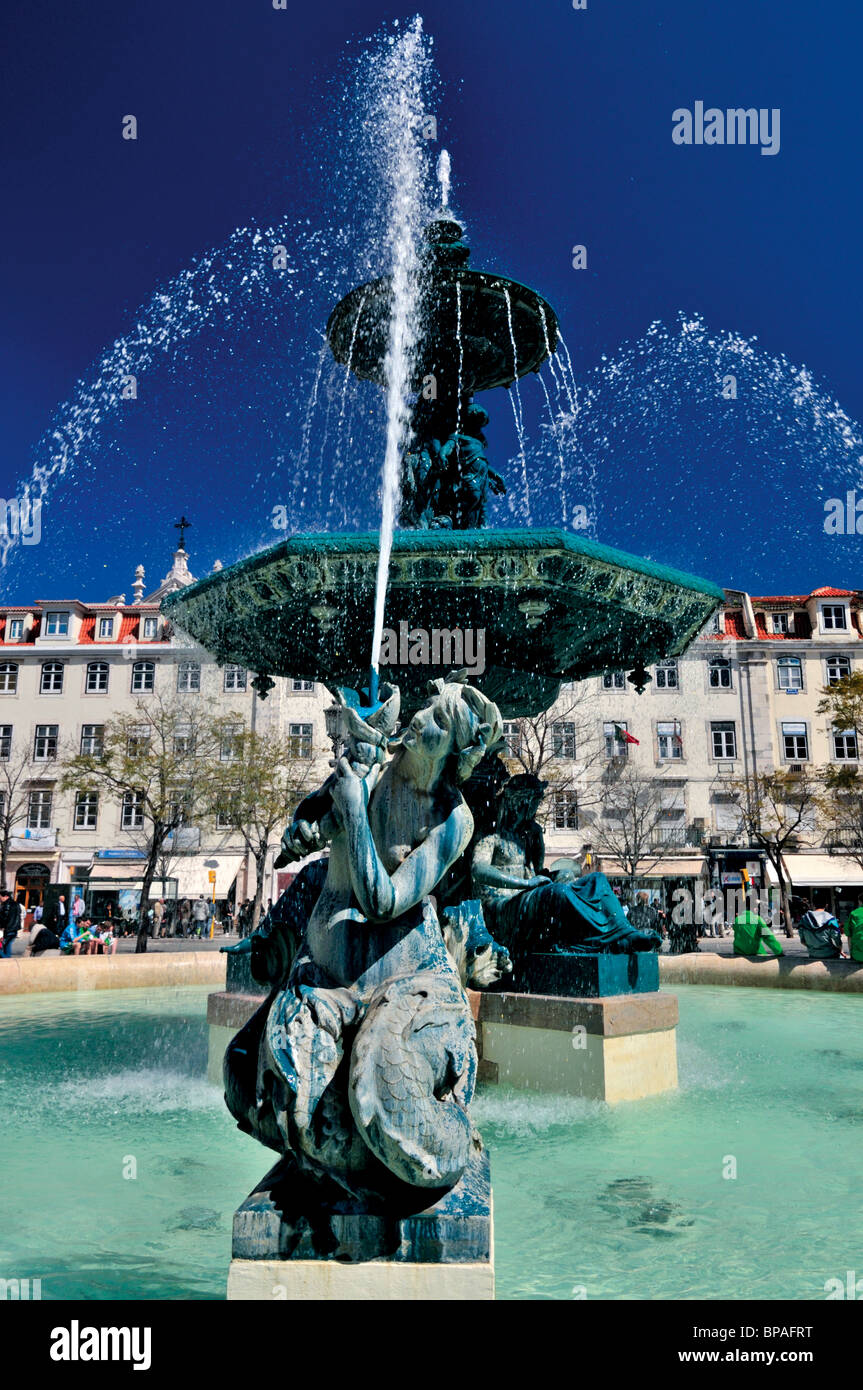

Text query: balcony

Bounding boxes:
[649,826,704,849]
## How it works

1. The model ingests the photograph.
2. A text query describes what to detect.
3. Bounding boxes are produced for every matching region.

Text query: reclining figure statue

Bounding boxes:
[470,773,661,959]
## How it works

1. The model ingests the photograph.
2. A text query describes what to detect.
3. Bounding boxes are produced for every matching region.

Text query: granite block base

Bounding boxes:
[227,1148,494,1300]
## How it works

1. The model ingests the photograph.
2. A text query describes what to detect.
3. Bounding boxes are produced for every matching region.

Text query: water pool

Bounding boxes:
[1,984,860,1300]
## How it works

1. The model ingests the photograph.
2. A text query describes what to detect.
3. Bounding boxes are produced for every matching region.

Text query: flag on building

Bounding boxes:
[614,723,639,746]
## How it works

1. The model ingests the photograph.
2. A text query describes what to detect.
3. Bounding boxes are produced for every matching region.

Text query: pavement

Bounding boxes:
[7,929,243,958]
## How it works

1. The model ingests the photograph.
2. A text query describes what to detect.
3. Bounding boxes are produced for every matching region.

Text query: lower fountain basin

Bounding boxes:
[162,527,723,717]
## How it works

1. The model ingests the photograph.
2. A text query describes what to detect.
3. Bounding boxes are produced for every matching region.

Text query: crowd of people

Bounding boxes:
[611,884,863,961]
[0,889,268,958]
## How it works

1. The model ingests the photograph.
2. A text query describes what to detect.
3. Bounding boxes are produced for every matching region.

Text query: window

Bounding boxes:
[40,661,64,693]
[782,722,809,761]
[220,725,243,761]
[657,720,683,760]
[552,721,577,759]
[822,605,848,631]
[711,612,724,634]
[142,616,158,640]
[502,721,522,758]
[98,617,114,639]
[708,658,732,689]
[168,787,192,825]
[770,612,789,634]
[126,724,151,758]
[0,662,18,693]
[553,789,579,830]
[655,660,678,689]
[216,799,240,829]
[833,729,859,762]
[131,660,155,693]
[602,671,625,691]
[27,788,53,830]
[6,618,23,641]
[0,725,11,760]
[289,723,313,759]
[291,679,314,693]
[826,655,851,686]
[85,661,109,693]
[177,660,201,693]
[121,791,145,829]
[44,611,69,637]
[777,656,803,691]
[604,722,629,758]
[74,791,98,830]
[224,665,247,692]
[711,721,737,760]
[80,724,104,756]
[33,724,58,761]
[174,724,195,757]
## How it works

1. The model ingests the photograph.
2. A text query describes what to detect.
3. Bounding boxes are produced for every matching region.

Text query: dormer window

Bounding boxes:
[142,616,158,640]
[821,604,848,631]
[98,617,114,639]
[6,618,23,641]
[770,612,789,634]
[45,611,70,637]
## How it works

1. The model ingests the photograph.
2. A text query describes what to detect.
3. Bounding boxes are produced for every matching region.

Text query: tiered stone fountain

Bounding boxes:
[164,215,722,1301]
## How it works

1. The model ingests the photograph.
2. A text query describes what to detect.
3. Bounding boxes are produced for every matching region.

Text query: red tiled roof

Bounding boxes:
[753,611,812,641]
[78,616,96,643]
[809,587,859,598]
[119,614,138,643]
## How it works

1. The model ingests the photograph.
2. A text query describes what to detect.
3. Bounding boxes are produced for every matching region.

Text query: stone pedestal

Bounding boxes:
[227,1149,494,1301]
[476,990,678,1103]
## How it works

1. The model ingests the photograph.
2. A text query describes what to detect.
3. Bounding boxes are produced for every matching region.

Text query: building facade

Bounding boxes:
[0,544,330,916]
[4,550,860,924]
[540,584,863,916]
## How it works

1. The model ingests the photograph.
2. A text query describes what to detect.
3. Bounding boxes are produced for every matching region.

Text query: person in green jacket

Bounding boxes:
[843,894,863,964]
[732,899,784,958]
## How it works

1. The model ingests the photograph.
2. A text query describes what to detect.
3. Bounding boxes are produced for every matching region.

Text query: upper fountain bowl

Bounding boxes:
[161,527,724,718]
[326,220,560,396]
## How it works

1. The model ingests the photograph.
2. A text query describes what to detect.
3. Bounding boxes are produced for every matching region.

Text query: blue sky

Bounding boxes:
[1,0,861,601]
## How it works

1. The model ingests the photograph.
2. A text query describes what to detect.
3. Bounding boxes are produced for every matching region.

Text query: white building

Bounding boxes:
[0,542,329,914]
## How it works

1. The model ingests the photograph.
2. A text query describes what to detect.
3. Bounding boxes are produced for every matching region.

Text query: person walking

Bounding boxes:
[191,895,208,939]
[732,898,783,957]
[844,894,863,964]
[154,898,166,938]
[56,894,67,935]
[0,888,20,958]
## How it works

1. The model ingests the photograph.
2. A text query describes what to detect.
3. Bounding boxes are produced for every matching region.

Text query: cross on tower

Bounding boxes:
[174,516,192,551]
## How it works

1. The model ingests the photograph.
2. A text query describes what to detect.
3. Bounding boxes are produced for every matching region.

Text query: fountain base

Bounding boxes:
[476,990,678,1104]
[227,1149,494,1301]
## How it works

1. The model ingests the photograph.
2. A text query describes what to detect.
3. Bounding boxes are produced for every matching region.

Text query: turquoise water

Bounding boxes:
[1,984,861,1300]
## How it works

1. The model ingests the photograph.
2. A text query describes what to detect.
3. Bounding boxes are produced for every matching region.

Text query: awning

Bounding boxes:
[87,863,153,883]
[781,853,863,888]
[172,854,244,898]
[599,856,707,878]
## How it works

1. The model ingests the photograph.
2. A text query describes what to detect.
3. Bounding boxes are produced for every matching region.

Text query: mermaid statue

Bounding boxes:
[223,673,504,1199]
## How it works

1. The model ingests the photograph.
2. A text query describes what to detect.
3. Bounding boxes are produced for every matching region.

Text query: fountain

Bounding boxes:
[162,27,723,1301]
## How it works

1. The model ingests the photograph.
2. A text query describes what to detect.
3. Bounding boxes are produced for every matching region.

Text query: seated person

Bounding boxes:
[59,919,85,955]
[797,896,843,960]
[732,898,783,957]
[843,894,863,964]
[94,921,119,955]
[28,925,60,956]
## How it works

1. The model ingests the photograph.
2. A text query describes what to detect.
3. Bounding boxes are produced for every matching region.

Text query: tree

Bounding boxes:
[816,673,863,869]
[727,768,821,935]
[591,762,683,901]
[0,748,41,893]
[501,683,603,831]
[200,725,324,932]
[60,694,237,953]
